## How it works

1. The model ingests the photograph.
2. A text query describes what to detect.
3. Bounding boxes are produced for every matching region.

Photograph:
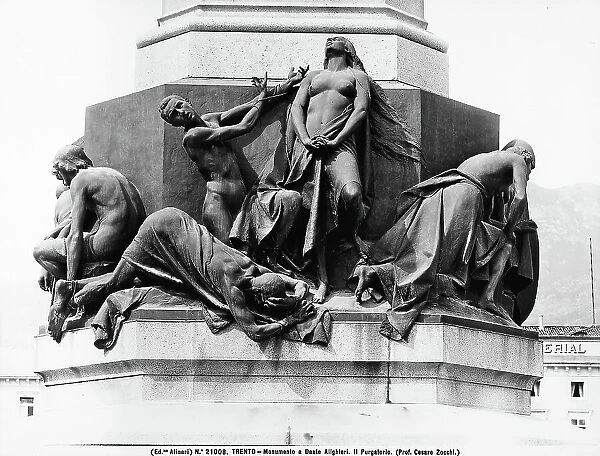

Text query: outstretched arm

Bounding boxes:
[65,176,88,280]
[208,67,308,126]
[187,75,269,144]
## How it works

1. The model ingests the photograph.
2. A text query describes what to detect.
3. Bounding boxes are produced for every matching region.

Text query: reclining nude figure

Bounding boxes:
[48,208,315,342]
[352,140,536,341]
[33,145,146,334]
[159,68,307,243]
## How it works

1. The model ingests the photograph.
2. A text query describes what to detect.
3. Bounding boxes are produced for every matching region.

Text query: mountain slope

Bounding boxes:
[525,182,600,325]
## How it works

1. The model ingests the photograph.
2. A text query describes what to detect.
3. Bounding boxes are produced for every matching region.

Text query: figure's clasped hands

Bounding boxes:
[305,135,338,156]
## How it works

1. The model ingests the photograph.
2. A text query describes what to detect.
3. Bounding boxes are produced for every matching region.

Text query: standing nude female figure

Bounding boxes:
[289,37,371,302]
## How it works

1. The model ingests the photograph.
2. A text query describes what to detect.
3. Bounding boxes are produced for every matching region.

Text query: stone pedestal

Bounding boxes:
[34,300,546,446]
[135,1,449,95]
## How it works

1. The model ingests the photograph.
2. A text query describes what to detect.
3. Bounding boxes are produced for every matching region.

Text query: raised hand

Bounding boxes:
[251,76,263,92]
[288,65,309,84]
[261,72,269,93]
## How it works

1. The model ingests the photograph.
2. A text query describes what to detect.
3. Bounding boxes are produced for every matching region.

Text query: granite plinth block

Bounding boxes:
[35,304,542,416]
[135,32,449,95]
[135,1,449,94]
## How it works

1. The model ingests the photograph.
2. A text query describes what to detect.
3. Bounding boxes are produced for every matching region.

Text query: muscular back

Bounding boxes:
[70,167,146,256]
[457,151,528,197]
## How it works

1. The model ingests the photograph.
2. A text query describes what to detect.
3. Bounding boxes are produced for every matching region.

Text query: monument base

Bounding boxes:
[33,295,555,448]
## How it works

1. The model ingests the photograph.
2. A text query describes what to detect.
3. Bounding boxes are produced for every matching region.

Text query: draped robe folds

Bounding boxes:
[91,208,330,345]
[230,106,373,261]
[352,170,536,341]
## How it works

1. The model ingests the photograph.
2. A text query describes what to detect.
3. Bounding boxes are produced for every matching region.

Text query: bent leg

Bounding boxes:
[339,181,366,255]
[48,261,137,342]
[272,190,303,248]
[33,238,67,279]
[266,190,302,275]
[476,241,513,320]
[74,260,137,312]
[314,241,329,304]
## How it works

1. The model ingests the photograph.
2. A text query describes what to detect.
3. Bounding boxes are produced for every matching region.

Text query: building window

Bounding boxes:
[19,397,34,417]
[570,418,586,429]
[570,416,587,429]
[569,411,589,430]
[531,381,540,397]
[571,382,584,398]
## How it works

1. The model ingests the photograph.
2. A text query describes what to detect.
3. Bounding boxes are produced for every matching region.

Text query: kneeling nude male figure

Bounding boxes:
[159,68,306,243]
[33,145,146,337]
[50,208,315,342]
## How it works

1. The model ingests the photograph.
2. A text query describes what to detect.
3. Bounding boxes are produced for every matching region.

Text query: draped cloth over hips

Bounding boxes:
[351,170,524,341]
[90,208,331,346]
[231,106,370,258]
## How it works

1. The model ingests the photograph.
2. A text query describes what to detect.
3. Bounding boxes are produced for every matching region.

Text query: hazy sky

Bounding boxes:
[0,0,598,373]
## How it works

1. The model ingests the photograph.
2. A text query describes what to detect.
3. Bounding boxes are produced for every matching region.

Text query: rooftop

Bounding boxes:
[522,325,600,338]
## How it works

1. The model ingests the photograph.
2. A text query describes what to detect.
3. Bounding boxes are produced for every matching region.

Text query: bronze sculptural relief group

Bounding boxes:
[33,37,538,346]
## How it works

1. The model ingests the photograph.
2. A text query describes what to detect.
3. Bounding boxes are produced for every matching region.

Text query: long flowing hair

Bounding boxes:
[324,37,421,164]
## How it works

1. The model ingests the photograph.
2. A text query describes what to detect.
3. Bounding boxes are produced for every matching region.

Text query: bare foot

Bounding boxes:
[476,297,513,322]
[47,280,76,342]
[313,281,328,304]
[354,265,377,304]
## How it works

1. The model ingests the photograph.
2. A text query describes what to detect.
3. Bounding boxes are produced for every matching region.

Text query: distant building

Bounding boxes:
[523,323,600,433]
[0,375,43,419]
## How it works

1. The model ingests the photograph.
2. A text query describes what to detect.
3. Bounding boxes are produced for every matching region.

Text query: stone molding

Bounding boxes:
[35,309,542,414]
[137,1,448,52]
